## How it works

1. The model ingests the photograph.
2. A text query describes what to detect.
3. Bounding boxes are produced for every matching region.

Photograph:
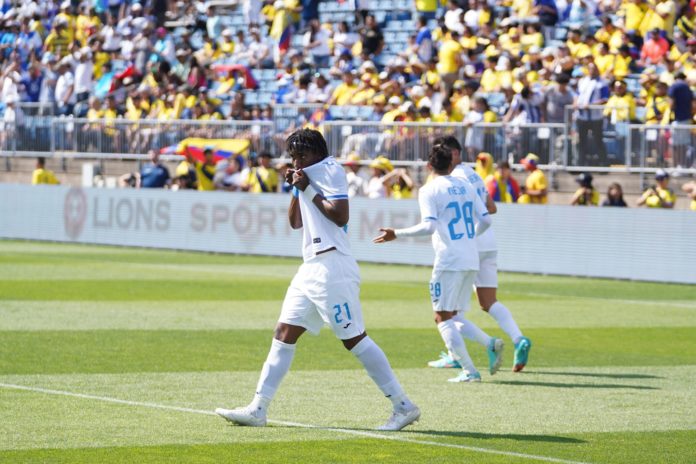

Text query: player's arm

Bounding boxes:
[373,189,436,243]
[292,169,349,227]
[485,192,497,214]
[288,194,303,229]
[472,193,492,236]
[310,196,349,227]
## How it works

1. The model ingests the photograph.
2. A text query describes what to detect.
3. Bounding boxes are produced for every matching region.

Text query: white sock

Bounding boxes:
[455,319,492,347]
[437,320,477,374]
[251,338,296,412]
[489,302,523,344]
[351,336,414,412]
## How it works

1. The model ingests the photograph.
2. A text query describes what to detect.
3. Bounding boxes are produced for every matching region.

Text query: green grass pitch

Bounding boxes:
[1,240,695,463]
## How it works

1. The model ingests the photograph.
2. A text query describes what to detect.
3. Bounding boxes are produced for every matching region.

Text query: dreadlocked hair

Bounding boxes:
[286,128,329,159]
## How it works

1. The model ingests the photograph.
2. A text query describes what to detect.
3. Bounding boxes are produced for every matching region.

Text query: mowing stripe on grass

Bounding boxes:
[0,382,591,464]
[524,293,696,309]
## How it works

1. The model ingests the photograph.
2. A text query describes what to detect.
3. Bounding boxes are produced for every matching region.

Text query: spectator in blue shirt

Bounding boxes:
[138,150,171,188]
[668,72,694,168]
[21,65,43,103]
[0,21,18,59]
[415,16,433,64]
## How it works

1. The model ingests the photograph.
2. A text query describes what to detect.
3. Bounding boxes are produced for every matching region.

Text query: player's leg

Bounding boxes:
[342,331,420,431]
[452,312,504,375]
[476,251,531,372]
[323,255,419,431]
[217,270,322,426]
[432,271,481,382]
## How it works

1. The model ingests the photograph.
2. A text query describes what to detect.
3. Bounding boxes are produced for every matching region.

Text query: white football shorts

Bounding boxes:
[429,269,477,312]
[475,251,498,288]
[278,251,365,340]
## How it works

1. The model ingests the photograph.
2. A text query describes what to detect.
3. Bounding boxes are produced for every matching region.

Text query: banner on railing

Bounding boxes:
[1,184,695,283]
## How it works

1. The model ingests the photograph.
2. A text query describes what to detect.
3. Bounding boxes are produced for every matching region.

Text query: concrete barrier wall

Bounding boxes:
[1,184,694,284]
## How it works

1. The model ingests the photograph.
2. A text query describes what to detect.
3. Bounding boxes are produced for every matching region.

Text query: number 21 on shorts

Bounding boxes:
[333,303,352,324]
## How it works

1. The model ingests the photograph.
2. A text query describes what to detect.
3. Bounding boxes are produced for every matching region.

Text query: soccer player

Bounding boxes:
[373,145,493,382]
[429,136,532,372]
[216,129,420,431]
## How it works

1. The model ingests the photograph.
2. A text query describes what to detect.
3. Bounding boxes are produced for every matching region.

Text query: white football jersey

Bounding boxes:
[296,156,351,262]
[451,163,497,252]
[418,175,489,272]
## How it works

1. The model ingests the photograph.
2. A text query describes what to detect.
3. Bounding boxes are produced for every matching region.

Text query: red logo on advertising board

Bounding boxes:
[64,188,87,239]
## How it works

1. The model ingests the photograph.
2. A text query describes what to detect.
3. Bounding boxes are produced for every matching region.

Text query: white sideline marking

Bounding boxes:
[0,382,591,464]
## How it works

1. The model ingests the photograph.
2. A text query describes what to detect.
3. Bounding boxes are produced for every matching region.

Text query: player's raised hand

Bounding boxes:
[285,168,296,185]
[291,169,310,191]
[373,228,397,243]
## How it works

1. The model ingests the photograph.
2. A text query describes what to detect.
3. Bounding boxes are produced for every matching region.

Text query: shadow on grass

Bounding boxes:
[528,370,664,380]
[406,430,586,444]
[492,380,658,390]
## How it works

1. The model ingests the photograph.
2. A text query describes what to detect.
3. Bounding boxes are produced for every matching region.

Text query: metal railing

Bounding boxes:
[50,118,276,158]
[562,103,696,172]
[323,121,567,164]
[273,103,324,133]
[1,112,694,176]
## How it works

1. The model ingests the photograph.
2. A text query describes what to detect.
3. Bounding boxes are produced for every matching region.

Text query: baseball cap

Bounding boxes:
[369,155,394,172]
[576,172,593,186]
[655,169,669,180]
[520,153,540,166]
[344,153,361,166]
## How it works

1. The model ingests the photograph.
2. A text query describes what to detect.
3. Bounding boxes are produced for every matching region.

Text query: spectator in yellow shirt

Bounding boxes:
[604,80,636,123]
[518,153,548,204]
[416,0,438,19]
[637,169,676,208]
[244,152,279,193]
[571,173,600,206]
[595,17,624,53]
[32,158,60,185]
[620,0,648,33]
[566,28,592,58]
[75,5,101,45]
[328,70,359,106]
[645,81,670,124]
[437,31,463,94]
[184,146,217,191]
[43,20,72,57]
[220,28,235,55]
[594,44,616,78]
[479,56,502,92]
[613,45,634,79]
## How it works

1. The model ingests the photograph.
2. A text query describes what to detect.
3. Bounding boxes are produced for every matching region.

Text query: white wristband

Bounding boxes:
[302,184,318,201]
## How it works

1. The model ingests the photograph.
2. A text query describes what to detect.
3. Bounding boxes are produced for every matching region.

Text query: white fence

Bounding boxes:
[1,184,695,284]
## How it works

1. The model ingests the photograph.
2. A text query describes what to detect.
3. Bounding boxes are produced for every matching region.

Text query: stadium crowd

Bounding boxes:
[2,0,696,209]
[1,0,694,143]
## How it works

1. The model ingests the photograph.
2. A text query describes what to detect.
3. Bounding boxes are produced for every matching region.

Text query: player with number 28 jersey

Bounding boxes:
[374,145,495,383]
